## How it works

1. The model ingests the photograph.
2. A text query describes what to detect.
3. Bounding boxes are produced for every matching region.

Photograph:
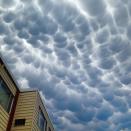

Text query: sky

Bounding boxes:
[0,0,131,130]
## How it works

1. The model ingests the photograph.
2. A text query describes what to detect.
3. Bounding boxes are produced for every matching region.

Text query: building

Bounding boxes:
[0,54,55,131]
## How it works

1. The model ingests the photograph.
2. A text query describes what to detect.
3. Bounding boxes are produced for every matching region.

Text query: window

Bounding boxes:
[48,127,51,131]
[15,119,26,126]
[0,77,13,112]
[38,108,47,131]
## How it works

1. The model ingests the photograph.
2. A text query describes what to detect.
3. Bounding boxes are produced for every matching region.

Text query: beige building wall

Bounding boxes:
[0,63,17,131]
[0,56,55,131]
[11,91,55,131]
[0,64,17,96]
[0,105,9,130]
[11,91,37,131]
[32,92,55,131]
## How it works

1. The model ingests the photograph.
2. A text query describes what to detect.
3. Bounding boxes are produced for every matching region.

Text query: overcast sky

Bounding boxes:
[0,0,131,131]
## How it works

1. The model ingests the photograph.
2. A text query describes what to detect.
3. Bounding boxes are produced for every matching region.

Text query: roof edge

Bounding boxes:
[0,52,20,92]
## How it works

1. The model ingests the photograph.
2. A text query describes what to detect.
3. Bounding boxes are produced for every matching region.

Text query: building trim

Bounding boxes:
[38,93,55,131]
[6,90,19,131]
[0,53,55,131]
[0,53,20,92]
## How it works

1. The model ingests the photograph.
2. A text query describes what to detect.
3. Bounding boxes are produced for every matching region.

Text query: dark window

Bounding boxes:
[48,127,51,131]
[15,119,26,126]
[38,109,47,131]
[0,77,14,112]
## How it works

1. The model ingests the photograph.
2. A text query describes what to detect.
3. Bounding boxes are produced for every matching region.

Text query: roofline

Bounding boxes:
[38,92,55,130]
[0,52,20,92]
[0,52,55,130]
[20,88,39,92]
[0,53,40,93]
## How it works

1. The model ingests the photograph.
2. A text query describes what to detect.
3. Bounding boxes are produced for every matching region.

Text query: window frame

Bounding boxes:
[0,76,14,113]
[38,107,47,131]
[48,127,51,131]
[14,119,26,126]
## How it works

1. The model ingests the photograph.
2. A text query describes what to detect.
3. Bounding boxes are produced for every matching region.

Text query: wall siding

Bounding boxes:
[0,59,55,131]
[31,93,54,131]
[11,92,37,131]
[39,95,54,131]
[0,66,17,95]
[0,105,9,130]
[0,64,17,131]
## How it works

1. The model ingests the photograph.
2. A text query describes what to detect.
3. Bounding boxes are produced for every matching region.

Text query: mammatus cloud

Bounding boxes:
[0,0,131,130]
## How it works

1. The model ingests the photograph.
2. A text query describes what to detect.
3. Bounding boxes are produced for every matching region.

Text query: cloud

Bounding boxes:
[127,24,131,40]
[109,36,125,53]
[0,22,8,34]
[0,0,16,7]
[95,27,110,44]
[3,11,16,23]
[96,104,113,121]
[114,4,129,27]
[0,0,131,131]
[80,0,106,17]
[111,96,128,113]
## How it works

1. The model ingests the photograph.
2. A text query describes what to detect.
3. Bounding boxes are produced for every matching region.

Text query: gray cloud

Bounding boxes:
[114,5,128,27]
[3,11,16,23]
[1,0,131,131]
[96,104,113,121]
[80,0,106,17]
[95,28,110,44]
[0,0,15,7]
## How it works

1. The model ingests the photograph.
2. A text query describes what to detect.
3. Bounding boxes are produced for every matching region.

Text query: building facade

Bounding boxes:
[0,54,55,131]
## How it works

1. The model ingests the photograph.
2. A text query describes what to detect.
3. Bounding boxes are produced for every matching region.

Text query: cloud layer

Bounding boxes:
[0,0,131,130]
